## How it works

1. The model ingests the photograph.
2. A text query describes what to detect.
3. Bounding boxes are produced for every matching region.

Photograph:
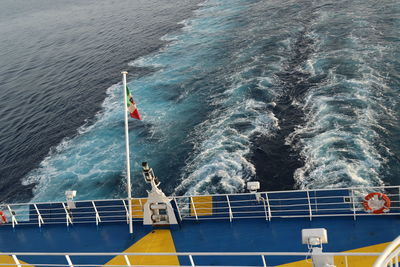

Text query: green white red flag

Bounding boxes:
[126,86,141,120]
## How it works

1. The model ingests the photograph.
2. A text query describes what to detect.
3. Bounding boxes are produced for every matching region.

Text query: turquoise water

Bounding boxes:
[1,0,399,202]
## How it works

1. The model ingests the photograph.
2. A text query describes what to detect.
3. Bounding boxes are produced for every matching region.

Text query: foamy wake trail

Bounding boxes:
[176,95,278,195]
[22,84,129,202]
[173,0,287,195]
[287,7,399,189]
[23,0,279,201]
[289,74,392,188]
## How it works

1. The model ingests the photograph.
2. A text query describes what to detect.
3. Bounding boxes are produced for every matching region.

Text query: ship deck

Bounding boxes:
[0,186,399,266]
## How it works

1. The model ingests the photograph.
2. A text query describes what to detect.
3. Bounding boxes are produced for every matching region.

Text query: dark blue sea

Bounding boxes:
[1,0,399,203]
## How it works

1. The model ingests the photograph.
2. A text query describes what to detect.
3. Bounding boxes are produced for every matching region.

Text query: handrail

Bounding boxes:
[1,184,398,207]
[0,251,384,267]
[373,235,400,267]
[0,251,383,256]
[0,185,398,228]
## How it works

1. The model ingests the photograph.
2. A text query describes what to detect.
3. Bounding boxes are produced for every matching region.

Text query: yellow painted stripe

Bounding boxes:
[190,196,213,216]
[0,255,34,267]
[104,229,179,266]
[131,198,147,219]
[277,242,392,267]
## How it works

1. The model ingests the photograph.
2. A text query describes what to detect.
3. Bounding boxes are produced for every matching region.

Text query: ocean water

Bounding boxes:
[1,0,399,202]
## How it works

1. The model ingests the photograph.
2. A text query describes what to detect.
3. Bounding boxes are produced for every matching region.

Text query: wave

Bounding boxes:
[287,3,400,189]
[21,0,400,202]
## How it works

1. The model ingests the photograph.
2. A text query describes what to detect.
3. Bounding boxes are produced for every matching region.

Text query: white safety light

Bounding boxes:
[302,229,334,267]
[247,181,260,193]
[65,190,77,209]
[302,228,328,248]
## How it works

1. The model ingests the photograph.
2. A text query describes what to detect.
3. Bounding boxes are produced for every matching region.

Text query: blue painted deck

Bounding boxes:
[0,211,399,266]
[0,187,399,266]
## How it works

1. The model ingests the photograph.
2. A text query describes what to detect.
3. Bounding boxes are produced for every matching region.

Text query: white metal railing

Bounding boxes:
[174,185,400,222]
[0,251,384,267]
[0,185,399,228]
[373,236,400,267]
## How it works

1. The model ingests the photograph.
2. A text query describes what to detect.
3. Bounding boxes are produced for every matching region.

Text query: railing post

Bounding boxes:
[12,255,21,267]
[62,203,73,226]
[314,190,318,212]
[306,190,312,221]
[190,197,198,220]
[34,204,44,227]
[398,187,400,209]
[174,197,182,222]
[124,255,132,266]
[92,201,101,225]
[261,255,267,267]
[122,200,129,224]
[7,205,18,228]
[351,189,356,220]
[65,255,74,267]
[265,193,272,221]
[262,195,268,221]
[189,254,196,267]
[226,195,233,222]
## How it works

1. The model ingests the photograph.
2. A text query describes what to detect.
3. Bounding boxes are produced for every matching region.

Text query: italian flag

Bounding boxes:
[126,86,141,120]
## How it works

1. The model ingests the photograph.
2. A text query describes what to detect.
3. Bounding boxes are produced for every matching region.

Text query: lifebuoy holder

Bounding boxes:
[0,211,7,224]
[363,192,391,214]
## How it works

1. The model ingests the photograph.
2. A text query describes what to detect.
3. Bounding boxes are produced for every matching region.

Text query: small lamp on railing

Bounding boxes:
[302,228,335,266]
[247,181,262,202]
[247,181,260,193]
[302,228,328,249]
[65,190,77,209]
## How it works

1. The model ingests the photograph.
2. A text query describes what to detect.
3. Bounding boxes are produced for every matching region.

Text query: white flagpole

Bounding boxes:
[122,71,133,234]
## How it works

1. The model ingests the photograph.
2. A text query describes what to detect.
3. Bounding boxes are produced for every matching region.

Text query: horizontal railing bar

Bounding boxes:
[1,185,399,228]
[181,212,400,220]
[0,252,382,256]
[4,210,400,226]
[3,185,398,208]
[174,185,400,198]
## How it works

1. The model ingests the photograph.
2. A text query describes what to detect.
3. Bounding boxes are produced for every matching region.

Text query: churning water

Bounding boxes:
[1,0,399,202]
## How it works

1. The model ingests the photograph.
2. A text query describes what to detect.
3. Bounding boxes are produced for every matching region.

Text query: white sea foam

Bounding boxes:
[175,98,278,195]
[22,82,129,202]
[288,63,394,189]
[283,4,400,189]
[23,0,400,202]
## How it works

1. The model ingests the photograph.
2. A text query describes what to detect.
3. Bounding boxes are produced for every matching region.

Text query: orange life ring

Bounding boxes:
[0,211,7,224]
[363,192,391,214]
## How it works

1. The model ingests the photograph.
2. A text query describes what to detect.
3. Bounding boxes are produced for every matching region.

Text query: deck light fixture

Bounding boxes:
[247,181,260,193]
[65,190,77,209]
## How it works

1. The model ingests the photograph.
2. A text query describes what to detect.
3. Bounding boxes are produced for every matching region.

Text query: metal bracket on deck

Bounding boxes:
[306,190,313,221]
[265,193,272,221]
[12,255,21,267]
[174,197,182,222]
[62,203,73,226]
[34,204,44,227]
[122,200,129,224]
[350,189,357,220]
[7,205,18,228]
[124,255,132,266]
[226,195,233,222]
[65,255,74,267]
[92,201,101,225]
[190,197,198,220]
